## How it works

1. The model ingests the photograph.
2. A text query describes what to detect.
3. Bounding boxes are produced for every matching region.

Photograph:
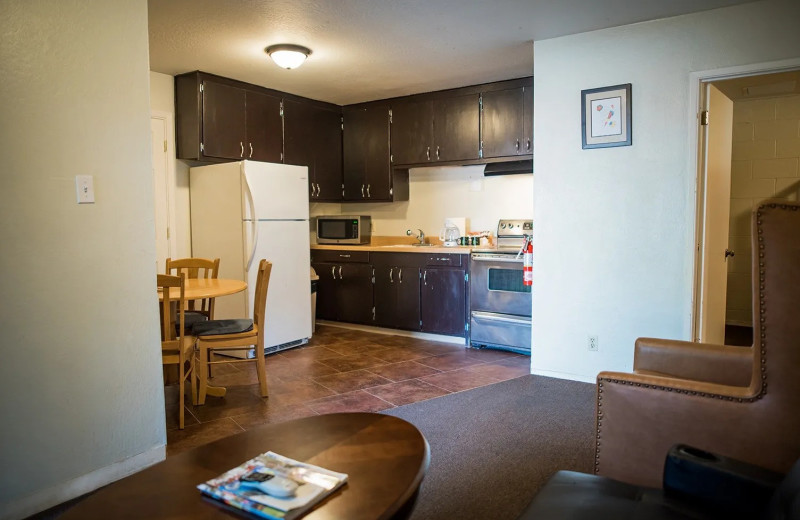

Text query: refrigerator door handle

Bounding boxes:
[243,174,258,271]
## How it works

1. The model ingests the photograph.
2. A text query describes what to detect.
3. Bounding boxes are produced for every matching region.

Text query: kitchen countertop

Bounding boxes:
[311,243,474,254]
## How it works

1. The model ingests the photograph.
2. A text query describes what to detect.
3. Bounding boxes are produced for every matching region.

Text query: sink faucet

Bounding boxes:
[406,228,425,245]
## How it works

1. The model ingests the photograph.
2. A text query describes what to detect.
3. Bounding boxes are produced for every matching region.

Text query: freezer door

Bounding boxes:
[246,220,312,348]
[242,161,309,221]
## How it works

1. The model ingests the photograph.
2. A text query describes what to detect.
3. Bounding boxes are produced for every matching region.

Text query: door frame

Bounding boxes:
[151,110,178,266]
[688,57,800,341]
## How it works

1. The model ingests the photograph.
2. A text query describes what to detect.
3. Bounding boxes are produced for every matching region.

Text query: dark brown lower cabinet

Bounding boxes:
[374,265,421,331]
[311,262,373,324]
[420,268,467,336]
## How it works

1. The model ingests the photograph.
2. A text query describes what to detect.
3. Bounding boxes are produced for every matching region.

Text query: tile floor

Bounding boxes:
[165,325,530,456]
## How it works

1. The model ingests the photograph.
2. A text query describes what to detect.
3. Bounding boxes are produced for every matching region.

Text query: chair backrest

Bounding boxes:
[165,257,220,314]
[157,273,185,352]
[750,201,800,403]
[253,260,272,329]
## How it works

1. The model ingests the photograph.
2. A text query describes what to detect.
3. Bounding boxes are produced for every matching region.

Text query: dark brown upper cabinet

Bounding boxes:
[342,104,409,202]
[480,84,533,159]
[391,93,480,166]
[176,72,282,162]
[283,99,343,202]
[245,90,283,163]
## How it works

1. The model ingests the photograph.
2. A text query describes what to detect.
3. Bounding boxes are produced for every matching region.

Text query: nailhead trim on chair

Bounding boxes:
[594,202,797,474]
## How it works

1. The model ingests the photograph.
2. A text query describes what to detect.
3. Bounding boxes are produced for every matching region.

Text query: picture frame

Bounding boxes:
[581,83,632,149]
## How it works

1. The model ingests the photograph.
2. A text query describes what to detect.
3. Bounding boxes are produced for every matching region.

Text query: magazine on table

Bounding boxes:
[197,451,348,520]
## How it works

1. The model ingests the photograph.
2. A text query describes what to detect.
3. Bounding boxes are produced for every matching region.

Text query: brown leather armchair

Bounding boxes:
[595,201,800,488]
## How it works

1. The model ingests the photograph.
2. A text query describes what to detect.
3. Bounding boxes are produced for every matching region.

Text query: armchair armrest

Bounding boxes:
[634,338,752,387]
[663,444,783,518]
[595,371,758,487]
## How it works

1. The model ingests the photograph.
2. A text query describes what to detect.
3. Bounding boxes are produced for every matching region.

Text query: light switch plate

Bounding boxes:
[76,175,95,204]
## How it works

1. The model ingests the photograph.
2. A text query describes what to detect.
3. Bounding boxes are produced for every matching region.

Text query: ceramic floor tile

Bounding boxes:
[185,384,271,423]
[276,345,344,362]
[419,368,502,392]
[229,403,318,431]
[322,340,391,356]
[465,360,531,381]
[166,418,245,456]
[305,390,395,414]
[414,351,486,371]
[366,361,442,382]
[369,346,433,363]
[312,369,394,393]
[267,358,341,382]
[365,379,451,406]
[318,354,389,372]
[464,347,526,363]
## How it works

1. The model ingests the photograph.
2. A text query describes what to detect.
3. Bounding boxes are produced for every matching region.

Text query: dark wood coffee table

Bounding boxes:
[62,413,429,519]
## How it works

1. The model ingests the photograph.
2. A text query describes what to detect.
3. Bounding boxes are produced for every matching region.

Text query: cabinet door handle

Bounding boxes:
[526,138,531,151]
[361,184,365,198]
[331,266,337,279]
[515,139,520,153]
[389,267,394,283]
[426,146,430,161]
[436,146,440,160]
[249,143,254,158]
[398,268,403,283]
[423,270,427,286]
[316,183,321,197]
[366,184,371,198]
[311,183,317,197]
[339,254,351,258]
[240,142,244,157]
[338,266,343,279]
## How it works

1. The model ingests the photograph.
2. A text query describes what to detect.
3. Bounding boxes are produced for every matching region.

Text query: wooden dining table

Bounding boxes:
[158,278,247,303]
[159,278,248,399]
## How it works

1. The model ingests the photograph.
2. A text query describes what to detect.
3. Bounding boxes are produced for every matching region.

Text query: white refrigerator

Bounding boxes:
[189,160,311,357]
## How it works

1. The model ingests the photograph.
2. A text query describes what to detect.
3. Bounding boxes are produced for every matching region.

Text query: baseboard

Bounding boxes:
[531,368,595,384]
[2,444,166,520]
[315,320,467,345]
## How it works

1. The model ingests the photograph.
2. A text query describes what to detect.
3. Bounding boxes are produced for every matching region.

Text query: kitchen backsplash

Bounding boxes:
[309,165,533,240]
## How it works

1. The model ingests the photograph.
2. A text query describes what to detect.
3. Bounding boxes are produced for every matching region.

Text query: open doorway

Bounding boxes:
[694,70,800,345]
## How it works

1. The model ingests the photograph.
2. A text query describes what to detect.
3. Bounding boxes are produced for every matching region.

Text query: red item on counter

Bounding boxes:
[523,238,533,286]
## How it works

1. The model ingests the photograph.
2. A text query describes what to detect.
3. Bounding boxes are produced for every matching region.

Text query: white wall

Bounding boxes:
[532,0,800,382]
[0,2,165,518]
[149,71,192,261]
[311,166,533,239]
[726,93,800,326]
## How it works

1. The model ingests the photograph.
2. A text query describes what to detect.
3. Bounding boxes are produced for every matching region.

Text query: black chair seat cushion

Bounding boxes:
[518,471,707,520]
[192,319,253,337]
[176,311,208,335]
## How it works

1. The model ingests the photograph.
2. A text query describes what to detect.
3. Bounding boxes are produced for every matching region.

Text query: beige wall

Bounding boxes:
[311,166,533,239]
[533,0,800,382]
[0,1,165,518]
[727,94,800,326]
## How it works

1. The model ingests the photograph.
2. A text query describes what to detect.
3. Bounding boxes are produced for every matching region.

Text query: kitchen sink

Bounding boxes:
[380,243,434,248]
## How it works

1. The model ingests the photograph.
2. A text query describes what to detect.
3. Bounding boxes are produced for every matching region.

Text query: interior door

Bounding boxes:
[151,117,170,271]
[698,84,734,344]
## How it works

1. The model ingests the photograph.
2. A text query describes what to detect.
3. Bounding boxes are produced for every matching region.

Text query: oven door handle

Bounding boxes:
[471,255,524,264]
[471,311,531,325]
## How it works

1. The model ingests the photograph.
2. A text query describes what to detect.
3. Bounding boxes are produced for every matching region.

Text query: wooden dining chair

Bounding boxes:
[157,273,196,429]
[165,257,221,322]
[194,260,272,405]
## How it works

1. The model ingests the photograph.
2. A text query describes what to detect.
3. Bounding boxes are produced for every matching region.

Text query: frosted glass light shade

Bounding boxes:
[266,44,311,70]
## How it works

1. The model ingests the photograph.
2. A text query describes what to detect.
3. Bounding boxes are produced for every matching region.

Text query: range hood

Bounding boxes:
[483,159,533,176]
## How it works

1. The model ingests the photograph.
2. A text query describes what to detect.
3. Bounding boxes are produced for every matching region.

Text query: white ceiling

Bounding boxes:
[148,0,756,106]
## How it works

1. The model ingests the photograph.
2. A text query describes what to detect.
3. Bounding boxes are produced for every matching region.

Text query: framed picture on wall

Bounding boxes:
[581,83,632,149]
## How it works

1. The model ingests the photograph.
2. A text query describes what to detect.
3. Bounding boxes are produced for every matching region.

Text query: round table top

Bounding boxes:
[159,278,247,301]
[62,413,430,520]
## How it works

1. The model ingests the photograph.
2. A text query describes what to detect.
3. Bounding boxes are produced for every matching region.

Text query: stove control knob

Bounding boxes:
[500,223,506,229]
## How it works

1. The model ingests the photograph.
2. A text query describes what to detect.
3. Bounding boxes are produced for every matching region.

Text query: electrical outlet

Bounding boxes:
[588,335,599,351]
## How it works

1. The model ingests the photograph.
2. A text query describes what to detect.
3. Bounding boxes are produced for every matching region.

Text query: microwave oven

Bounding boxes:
[316,216,371,245]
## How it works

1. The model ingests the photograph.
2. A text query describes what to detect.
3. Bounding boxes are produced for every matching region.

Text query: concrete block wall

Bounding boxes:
[727,94,800,326]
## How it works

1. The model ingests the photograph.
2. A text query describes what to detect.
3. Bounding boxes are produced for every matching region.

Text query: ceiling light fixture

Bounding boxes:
[265,44,312,70]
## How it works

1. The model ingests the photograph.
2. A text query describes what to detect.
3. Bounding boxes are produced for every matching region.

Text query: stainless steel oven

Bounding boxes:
[469,219,532,354]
